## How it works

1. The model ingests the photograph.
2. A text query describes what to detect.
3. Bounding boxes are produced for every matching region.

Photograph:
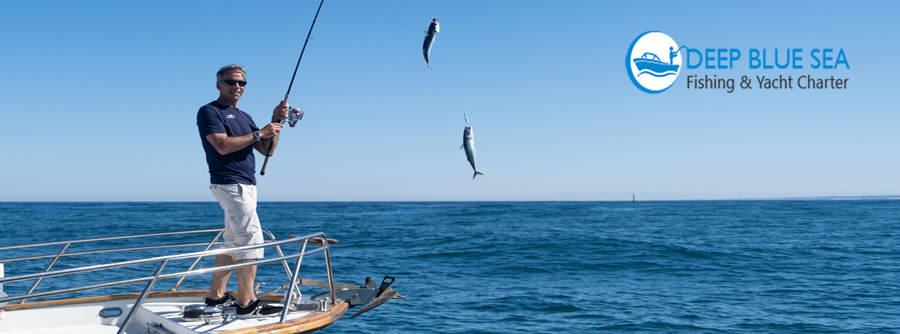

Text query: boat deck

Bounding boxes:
[1,291,347,334]
[139,298,323,333]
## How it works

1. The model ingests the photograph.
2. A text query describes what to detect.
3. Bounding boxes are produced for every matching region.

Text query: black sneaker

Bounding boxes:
[204,294,237,308]
[236,299,283,319]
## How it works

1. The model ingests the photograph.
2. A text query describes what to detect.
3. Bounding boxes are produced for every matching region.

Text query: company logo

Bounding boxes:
[626,31,684,94]
[226,114,235,119]
[626,31,850,94]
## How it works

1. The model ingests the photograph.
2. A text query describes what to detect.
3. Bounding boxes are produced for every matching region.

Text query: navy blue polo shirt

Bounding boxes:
[197,101,259,185]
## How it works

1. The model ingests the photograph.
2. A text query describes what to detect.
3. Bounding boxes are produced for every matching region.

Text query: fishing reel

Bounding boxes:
[283,107,305,127]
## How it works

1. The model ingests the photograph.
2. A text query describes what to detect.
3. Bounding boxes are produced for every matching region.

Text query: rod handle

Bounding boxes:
[260,152,273,175]
[260,92,291,176]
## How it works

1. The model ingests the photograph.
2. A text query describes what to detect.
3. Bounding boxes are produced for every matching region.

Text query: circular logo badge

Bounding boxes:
[626,32,682,94]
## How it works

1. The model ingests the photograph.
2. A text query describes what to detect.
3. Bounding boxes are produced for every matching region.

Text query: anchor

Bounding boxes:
[307,276,405,318]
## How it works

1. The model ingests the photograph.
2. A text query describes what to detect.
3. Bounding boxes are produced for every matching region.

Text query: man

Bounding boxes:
[196,64,289,318]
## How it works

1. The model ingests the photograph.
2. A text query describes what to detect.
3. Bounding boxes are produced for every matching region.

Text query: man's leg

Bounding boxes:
[235,260,257,306]
[208,183,245,301]
[207,254,234,300]
[211,184,280,317]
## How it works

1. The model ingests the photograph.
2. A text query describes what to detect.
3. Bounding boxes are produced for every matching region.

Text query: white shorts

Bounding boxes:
[210,183,264,260]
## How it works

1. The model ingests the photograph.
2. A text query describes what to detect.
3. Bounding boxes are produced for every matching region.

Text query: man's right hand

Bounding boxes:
[260,123,284,138]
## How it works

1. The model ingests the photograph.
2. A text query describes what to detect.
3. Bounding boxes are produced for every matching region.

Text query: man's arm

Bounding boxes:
[252,100,290,156]
[206,123,283,156]
[253,132,278,156]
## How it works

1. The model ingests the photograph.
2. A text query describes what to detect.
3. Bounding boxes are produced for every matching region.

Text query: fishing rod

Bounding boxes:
[260,0,325,176]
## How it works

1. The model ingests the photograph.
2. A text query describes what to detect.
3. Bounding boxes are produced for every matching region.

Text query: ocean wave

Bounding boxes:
[638,70,677,77]
[5,201,900,334]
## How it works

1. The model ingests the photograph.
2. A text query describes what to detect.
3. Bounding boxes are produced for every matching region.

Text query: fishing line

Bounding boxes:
[260,0,326,176]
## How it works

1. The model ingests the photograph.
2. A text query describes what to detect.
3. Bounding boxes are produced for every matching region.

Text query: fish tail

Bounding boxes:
[473,171,483,179]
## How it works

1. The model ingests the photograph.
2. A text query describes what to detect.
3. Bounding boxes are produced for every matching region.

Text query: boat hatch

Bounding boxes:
[99,307,123,318]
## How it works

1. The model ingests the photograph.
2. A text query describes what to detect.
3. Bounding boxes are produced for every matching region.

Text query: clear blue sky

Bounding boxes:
[2,0,898,201]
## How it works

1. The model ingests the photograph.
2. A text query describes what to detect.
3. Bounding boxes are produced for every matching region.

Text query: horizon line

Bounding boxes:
[3,195,900,203]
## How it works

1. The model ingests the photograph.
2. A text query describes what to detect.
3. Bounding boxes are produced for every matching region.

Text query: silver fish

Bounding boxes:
[461,126,483,179]
[423,18,439,70]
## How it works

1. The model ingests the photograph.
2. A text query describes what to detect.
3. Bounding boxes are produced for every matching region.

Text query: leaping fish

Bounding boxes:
[423,18,439,70]
[461,124,483,179]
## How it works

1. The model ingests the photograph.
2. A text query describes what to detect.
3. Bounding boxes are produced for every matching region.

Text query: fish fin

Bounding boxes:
[460,143,464,150]
[473,171,483,179]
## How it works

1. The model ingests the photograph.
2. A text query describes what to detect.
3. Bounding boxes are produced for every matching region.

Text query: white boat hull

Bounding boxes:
[0,290,347,334]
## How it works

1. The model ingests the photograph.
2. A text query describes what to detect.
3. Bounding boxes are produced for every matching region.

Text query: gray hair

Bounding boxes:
[216,64,246,80]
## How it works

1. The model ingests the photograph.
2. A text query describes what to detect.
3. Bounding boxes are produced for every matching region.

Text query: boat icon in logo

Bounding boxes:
[633,51,679,77]
[626,32,683,93]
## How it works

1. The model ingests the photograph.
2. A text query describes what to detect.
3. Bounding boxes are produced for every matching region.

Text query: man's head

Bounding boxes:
[216,64,246,105]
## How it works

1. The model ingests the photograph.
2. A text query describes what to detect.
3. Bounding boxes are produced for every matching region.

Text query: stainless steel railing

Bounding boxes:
[0,229,231,302]
[0,229,338,334]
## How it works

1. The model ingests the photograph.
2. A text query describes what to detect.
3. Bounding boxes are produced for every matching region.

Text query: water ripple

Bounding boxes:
[1,201,899,333]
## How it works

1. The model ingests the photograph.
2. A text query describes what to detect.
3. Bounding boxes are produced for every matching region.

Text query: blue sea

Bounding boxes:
[1,201,899,333]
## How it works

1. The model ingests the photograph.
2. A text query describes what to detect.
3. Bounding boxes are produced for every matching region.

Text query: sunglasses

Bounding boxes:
[218,79,247,87]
